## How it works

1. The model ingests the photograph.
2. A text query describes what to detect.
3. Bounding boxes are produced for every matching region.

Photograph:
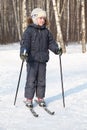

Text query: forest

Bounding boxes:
[0,0,87,52]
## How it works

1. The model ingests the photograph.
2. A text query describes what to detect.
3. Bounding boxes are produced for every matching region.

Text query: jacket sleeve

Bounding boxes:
[48,31,59,54]
[20,27,31,55]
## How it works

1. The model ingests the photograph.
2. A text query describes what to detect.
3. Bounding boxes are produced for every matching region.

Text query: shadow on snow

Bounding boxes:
[46,83,87,105]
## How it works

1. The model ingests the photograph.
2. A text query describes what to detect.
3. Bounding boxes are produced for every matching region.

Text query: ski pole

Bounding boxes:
[59,54,65,107]
[14,59,24,105]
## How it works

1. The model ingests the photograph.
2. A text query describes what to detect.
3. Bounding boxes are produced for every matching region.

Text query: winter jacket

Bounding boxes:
[20,23,59,63]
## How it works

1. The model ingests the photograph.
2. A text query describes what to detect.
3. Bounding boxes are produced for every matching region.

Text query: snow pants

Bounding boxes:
[25,61,46,99]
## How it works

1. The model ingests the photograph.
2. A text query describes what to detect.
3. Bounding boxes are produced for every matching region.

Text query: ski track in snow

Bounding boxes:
[0,43,87,130]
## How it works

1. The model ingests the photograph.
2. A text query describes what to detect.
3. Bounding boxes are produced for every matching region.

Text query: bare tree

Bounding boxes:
[52,0,66,53]
[22,0,27,33]
[76,0,80,43]
[81,0,86,53]
[66,0,69,42]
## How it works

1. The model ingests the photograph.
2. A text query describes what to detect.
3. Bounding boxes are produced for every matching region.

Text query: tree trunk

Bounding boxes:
[52,0,66,53]
[66,0,69,43]
[76,0,80,43]
[12,0,21,40]
[22,0,27,33]
[81,0,86,53]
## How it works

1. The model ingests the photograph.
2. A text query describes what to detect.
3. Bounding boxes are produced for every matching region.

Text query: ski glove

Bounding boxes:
[55,47,62,55]
[20,49,28,61]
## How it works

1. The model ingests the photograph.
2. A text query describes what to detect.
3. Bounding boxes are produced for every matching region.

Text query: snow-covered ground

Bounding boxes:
[0,43,87,130]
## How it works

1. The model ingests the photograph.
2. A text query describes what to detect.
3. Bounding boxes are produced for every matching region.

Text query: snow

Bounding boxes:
[0,43,87,130]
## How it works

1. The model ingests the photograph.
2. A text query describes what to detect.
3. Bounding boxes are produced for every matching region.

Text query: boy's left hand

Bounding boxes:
[55,47,62,55]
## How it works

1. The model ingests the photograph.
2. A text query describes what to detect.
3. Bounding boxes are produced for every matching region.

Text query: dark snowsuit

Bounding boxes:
[20,23,59,99]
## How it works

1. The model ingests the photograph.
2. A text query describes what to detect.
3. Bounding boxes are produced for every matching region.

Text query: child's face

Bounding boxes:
[37,17,46,26]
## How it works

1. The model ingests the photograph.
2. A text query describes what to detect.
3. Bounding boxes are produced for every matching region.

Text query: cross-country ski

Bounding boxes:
[35,99,55,115]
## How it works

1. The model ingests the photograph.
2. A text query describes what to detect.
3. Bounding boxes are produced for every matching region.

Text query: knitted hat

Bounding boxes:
[31,8,46,24]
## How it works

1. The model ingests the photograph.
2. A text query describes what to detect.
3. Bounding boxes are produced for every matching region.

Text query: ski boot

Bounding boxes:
[24,99,33,108]
[38,98,46,107]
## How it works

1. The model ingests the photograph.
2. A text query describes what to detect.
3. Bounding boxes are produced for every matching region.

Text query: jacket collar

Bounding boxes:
[29,23,46,29]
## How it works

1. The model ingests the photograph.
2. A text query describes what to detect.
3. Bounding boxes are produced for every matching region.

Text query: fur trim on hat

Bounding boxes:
[27,17,49,27]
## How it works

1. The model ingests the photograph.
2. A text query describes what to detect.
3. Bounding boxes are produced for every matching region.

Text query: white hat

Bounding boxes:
[31,8,46,24]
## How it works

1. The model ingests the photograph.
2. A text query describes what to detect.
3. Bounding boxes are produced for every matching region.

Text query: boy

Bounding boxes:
[20,8,62,107]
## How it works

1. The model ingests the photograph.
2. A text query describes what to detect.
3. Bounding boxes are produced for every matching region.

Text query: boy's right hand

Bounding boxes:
[20,49,28,60]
